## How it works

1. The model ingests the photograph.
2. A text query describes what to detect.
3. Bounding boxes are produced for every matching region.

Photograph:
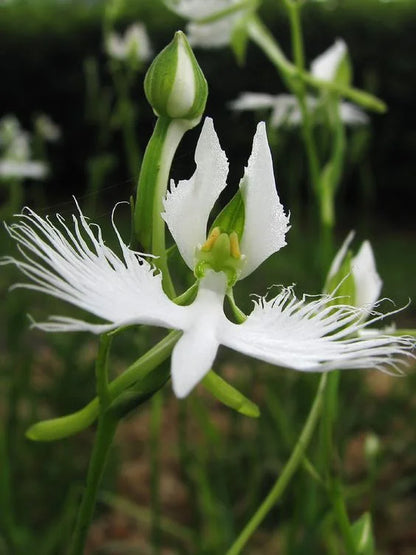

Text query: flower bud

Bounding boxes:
[325,232,382,311]
[144,31,208,121]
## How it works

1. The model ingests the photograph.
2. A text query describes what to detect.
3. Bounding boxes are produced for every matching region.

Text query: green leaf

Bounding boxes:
[210,189,245,239]
[351,512,375,555]
[202,370,260,418]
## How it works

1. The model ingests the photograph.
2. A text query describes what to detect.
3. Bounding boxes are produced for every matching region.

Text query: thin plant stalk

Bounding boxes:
[150,391,163,555]
[225,373,328,555]
[134,117,194,297]
[284,0,321,202]
[68,334,117,555]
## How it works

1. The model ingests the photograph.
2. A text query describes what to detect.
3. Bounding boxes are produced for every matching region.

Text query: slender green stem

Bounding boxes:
[111,65,142,180]
[67,412,118,555]
[328,478,358,555]
[134,117,193,297]
[68,335,118,555]
[95,334,113,410]
[225,373,328,555]
[150,392,163,554]
[285,0,321,192]
[246,15,296,83]
[320,371,357,552]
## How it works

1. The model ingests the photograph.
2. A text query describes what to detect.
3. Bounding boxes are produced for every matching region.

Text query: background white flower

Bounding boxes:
[34,114,61,142]
[164,0,251,48]
[229,40,369,127]
[105,23,152,63]
[327,231,382,310]
[0,114,48,180]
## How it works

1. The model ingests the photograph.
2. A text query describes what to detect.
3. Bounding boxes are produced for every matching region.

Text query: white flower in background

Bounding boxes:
[106,23,152,63]
[164,0,251,48]
[3,118,413,398]
[327,231,382,310]
[34,114,61,142]
[230,39,369,127]
[229,93,318,128]
[0,115,48,180]
[311,38,347,82]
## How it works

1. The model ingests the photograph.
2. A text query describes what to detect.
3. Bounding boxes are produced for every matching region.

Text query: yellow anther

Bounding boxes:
[229,231,241,259]
[201,226,221,251]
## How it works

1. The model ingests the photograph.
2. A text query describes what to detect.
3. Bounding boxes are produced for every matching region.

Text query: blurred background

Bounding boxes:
[0,0,415,553]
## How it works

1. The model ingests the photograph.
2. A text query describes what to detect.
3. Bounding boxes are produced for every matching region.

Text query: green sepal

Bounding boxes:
[230,16,250,66]
[26,399,99,442]
[202,370,260,418]
[334,51,352,88]
[351,512,375,555]
[210,189,245,240]
[109,364,170,418]
[25,365,170,442]
[324,250,356,306]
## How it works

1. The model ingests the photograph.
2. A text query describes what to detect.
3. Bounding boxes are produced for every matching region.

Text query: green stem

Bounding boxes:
[328,478,358,555]
[96,334,113,410]
[150,392,163,555]
[225,373,328,555]
[111,65,142,179]
[320,371,357,553]
[246,15,296,82]
[285,0,321,193]
[67,412,117,555]
[134,117,193,297]
[68,334,118,555]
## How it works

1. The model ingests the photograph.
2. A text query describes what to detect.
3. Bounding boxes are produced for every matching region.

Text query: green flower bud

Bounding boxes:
[144,31,208,122]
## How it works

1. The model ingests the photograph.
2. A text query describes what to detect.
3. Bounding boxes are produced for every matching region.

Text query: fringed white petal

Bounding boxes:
[352,241,382,310]
[163,117,229,270]
[171,271,227,397]
[3,202,187,333]
[239,122,290,279]
[311,38,347,82]
[222,287,414,373]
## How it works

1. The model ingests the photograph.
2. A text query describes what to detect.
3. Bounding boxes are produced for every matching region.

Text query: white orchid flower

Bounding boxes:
[327,231,382,310]
[229,39,369,127]
[310,38,347,82]
[34,114,61,142]
[230,92,368,128]
[3,119,413,398]
[164,0,251,48]
[105,23,152,63]
[0,115,48,180]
